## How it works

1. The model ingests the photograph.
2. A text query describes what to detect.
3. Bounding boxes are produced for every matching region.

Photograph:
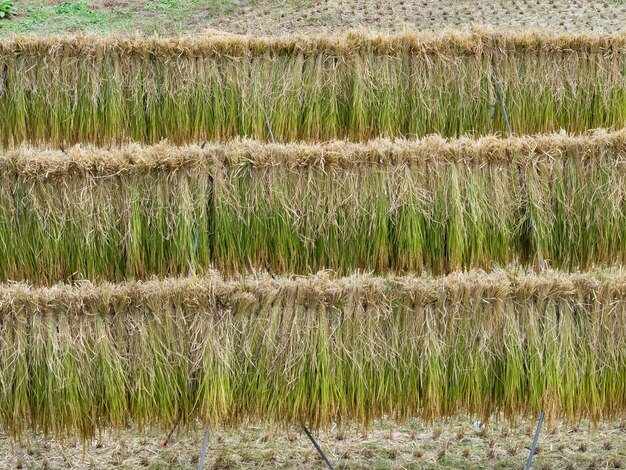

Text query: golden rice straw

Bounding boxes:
[0,130,625,282]
[0,268,624,439]
[0,30,624,145]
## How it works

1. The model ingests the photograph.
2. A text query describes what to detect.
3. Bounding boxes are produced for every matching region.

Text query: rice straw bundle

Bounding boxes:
[0,30,624,145]
[1,130,625,283]
[0,269,624,439]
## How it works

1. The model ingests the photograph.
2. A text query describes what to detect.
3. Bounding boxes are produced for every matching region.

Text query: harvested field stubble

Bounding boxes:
[1,131,626,282]
[0,31,624,145]
[0,269,625,440]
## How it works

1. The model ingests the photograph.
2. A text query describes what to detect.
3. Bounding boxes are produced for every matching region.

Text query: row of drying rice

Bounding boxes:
[0,30,624,439]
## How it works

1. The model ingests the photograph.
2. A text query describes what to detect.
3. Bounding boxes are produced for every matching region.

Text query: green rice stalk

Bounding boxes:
[0,31,624,145]
[0,131,625,283]
[0,269,624,440]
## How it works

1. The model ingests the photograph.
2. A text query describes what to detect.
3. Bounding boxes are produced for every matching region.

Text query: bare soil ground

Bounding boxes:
[205,0,626,36]
[1,417,625,469]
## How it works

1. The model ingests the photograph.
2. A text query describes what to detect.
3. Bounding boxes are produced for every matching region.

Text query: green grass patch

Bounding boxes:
[0,0,239,36]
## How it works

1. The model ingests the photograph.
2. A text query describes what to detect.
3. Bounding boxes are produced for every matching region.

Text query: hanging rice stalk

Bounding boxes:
[0,30,624,145]
[0,130,624,283]
[0,269,624,439]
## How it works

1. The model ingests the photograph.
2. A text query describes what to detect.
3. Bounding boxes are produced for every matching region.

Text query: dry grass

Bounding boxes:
[0,30,624,145]
[202,0,626,37]
[2,417,624,469]
[0,130,625,282]
[0,269,625,440]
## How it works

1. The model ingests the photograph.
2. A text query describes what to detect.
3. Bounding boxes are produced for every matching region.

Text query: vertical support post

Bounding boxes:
[303,426,334,470]
[197,428,210,470]
[263,108,276,144]
[491,62,546,271]
[491,68,513,136]
[525,410,545,470]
